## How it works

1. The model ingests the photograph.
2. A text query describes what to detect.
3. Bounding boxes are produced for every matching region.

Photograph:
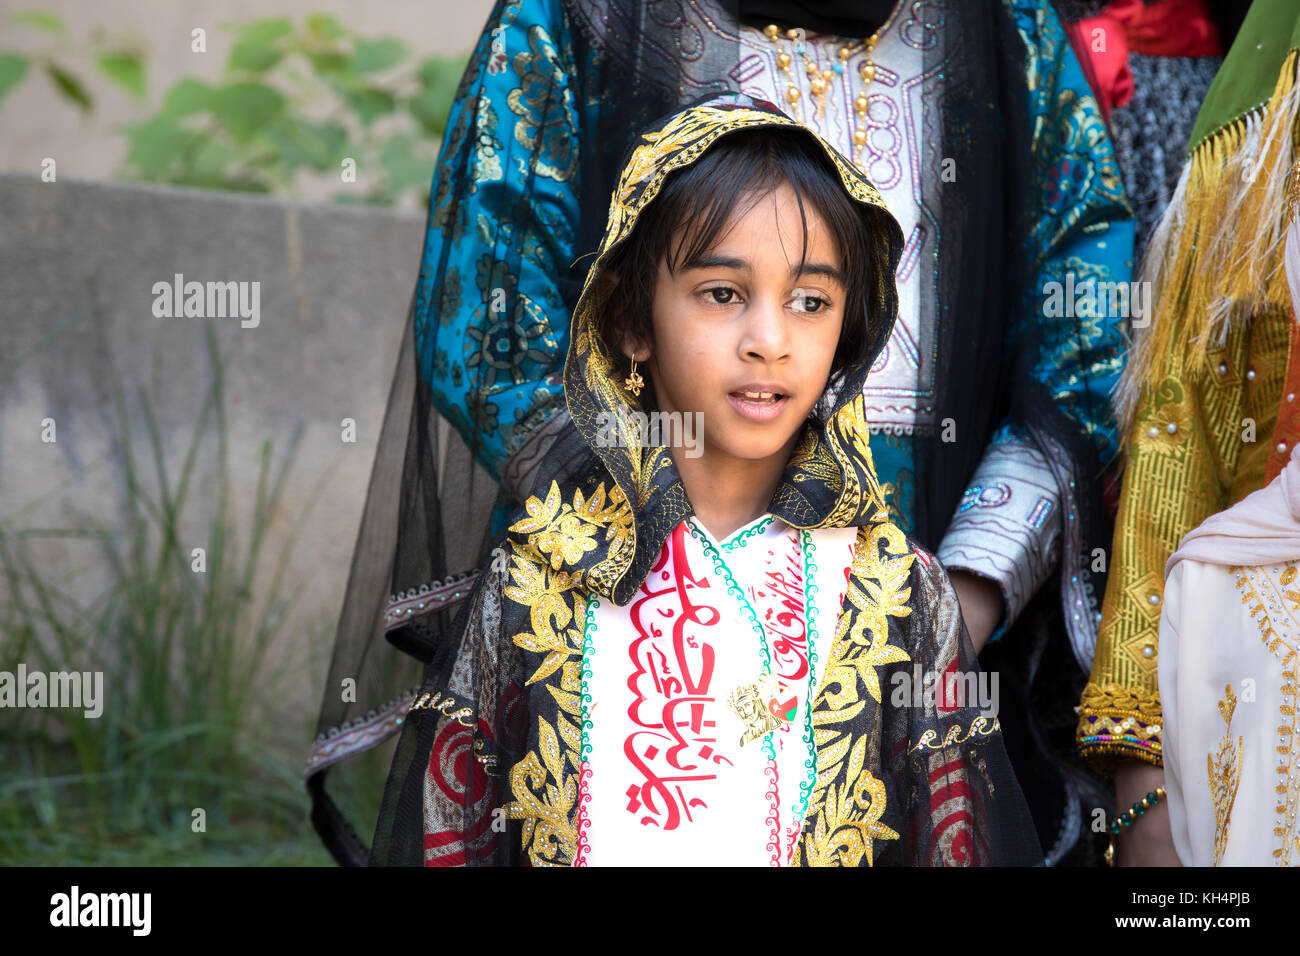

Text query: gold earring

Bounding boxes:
[623,358,644,397]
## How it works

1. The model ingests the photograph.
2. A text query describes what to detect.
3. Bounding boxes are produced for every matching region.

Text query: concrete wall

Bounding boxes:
[0,170,481,727]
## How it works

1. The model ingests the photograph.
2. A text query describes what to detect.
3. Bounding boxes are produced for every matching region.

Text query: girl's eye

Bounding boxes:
[793,294,828,314]
[703,287,739,305]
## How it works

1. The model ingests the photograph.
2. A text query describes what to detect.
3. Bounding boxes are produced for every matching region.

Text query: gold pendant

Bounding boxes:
[728,672,798,747]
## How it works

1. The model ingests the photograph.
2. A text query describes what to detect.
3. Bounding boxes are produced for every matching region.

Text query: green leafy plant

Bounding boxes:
[118,15,466,206]
[0,10,147,113]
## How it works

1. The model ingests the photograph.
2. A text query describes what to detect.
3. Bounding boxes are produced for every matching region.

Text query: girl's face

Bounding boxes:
[639,181,846,468]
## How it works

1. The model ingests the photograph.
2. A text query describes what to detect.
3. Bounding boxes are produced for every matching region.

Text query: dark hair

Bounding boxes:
[594,126,879,413]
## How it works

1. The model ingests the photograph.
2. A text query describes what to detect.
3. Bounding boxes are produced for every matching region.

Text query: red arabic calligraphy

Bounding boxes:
[623,522,733,830]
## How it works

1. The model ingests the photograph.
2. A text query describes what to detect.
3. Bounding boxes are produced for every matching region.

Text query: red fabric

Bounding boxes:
[1266,311,1300,485]
[423,720,497,866]
[1065,0,1223,121]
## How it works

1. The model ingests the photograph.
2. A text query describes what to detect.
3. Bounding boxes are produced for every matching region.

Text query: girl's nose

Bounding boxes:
[739,294,792,362]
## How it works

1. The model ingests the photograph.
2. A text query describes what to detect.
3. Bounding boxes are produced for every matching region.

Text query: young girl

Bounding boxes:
[369,93,1040,867]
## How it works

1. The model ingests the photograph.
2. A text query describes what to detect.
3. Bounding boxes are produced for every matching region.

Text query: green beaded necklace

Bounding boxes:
[685,515,821,838]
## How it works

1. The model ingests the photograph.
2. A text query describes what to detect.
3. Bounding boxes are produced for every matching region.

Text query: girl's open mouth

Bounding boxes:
[727,390,789,423]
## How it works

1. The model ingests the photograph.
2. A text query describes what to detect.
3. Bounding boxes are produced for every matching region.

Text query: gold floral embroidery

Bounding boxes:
[504,715,578,866]
[502,548,583,686]
[1208,684,1243,867]
[503,661,584,866]
[539,513,598,568]
[505,481,633,686]
[820,392,884,528]
[1233,564,1300,864]
[877,481,902,526]
[501,482,631,863]
[786,426,840,484]
[800,737,899,866]
[795,521,913,867]
[510,481,592,570]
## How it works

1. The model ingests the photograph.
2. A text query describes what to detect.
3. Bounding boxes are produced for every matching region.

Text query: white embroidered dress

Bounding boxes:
[574,513,858,866]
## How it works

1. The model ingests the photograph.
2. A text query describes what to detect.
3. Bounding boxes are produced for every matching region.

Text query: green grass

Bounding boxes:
[0,324,336,865]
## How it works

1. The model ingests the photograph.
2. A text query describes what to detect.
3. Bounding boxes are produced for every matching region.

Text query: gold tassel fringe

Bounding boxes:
[1114,48,1300,438]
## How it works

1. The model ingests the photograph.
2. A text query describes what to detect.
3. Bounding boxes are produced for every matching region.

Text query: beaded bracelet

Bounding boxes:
[1103,786,1167,866]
